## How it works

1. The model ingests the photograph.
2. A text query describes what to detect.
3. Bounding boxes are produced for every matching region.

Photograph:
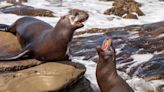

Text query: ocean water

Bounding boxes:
[0,0,164,92]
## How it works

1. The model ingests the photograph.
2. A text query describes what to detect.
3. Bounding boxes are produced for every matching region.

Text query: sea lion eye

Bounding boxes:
[75,13,79,16]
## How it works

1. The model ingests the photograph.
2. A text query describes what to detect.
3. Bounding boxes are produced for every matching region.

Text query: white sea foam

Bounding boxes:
[126,54,154,73]
[74,33,104,38]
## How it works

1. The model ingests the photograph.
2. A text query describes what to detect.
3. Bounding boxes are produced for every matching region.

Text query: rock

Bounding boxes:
[71,21,164,80]
[113,0,141,8]
[104,7,128,17]
[0,32,21,56]
[60,77,95,92]
[0,32,42,72]
[104,0,144,18]
[123,13,138,19]
[140,21,164,34]
[0,62,86,92]
[100,0,114,1]
[0,59,42,72]
[0,5,55,17]
[136,53,164,80]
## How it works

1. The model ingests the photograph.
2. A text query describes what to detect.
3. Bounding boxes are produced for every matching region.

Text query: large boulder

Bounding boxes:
[0,61,88,92]
[104,0,144,19]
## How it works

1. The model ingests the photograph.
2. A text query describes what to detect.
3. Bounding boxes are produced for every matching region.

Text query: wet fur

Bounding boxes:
[96,38,134,92]
[0,11,88,61]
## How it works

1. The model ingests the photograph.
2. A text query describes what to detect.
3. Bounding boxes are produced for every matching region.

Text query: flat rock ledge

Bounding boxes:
[0,61,89,92]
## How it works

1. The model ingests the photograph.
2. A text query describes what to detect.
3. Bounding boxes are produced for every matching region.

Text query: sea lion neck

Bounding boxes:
[52,21,73,34]
[97,55,117,77]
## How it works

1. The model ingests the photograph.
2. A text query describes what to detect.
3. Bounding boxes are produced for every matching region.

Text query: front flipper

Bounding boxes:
[0,49,30,61]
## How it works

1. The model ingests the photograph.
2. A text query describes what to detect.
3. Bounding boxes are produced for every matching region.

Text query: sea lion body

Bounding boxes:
[6,0,27,4]
[1,5,54,17]
[0,9,89,61]
[96,38,134,92]
[9,17,67,60]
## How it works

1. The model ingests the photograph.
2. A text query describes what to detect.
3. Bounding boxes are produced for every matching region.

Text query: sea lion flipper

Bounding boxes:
[0,49,30,61]
[0,24,10,32]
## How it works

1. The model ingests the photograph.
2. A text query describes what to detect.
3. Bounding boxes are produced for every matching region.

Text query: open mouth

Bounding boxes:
[69,9,89,25]
[102,38,112,50]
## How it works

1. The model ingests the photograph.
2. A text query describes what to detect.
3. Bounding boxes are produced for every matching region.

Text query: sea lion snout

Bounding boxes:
[96,38,114,61]
[67,9,89,28]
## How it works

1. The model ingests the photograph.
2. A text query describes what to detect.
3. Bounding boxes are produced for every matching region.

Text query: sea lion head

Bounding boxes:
[58,9,89,30]
[96,38,115,62]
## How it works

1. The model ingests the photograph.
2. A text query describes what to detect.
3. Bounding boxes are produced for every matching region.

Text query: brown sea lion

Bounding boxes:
[6,0,27,4]
[0,9,89,61]
[96,38,134,92]
[0,5,54,17]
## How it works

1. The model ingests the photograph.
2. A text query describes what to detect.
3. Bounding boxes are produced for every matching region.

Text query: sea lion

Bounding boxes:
[0,5,54,17]
[6,0,27,4]
[0,9,89,61]
[96,38,134,92]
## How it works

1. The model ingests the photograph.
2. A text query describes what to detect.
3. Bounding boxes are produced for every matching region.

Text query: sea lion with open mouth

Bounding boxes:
[0,9,89,61]
[96,38,134,92]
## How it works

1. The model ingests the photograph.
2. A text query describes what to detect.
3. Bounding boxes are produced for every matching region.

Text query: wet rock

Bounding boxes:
[60,77,95,92]
[0,59,42,72]
[140,21,164,34]
[104,0,144,18]
[0,32,21,56]
[71,21,164,80]
[0,5,55,17]
[112,0,141,7]
[100,0,114,1]
[123,13,138,19]
[135,53,164,80]
[0,62,86,92]
[0,32,43,72]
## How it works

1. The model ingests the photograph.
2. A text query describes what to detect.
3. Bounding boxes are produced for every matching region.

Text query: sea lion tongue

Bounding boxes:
[101,38,112,50]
